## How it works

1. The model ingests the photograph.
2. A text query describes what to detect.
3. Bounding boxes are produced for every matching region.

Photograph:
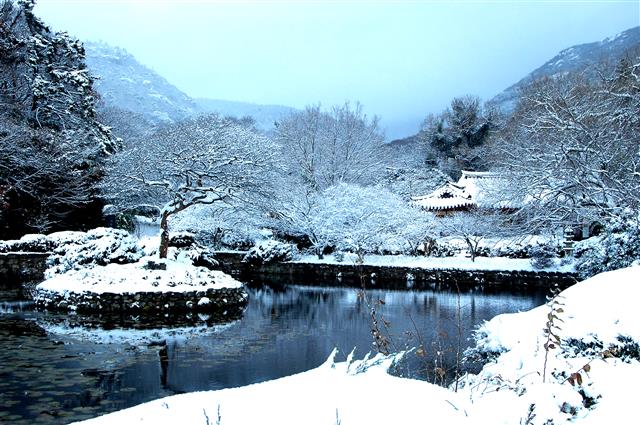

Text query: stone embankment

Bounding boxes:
[0,252,50,287]
[33,285,247,315]
[214,252,578,291]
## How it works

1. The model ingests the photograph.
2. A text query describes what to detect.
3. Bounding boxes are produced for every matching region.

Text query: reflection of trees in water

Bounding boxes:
[252,285,544,384]
[0,284,548,421]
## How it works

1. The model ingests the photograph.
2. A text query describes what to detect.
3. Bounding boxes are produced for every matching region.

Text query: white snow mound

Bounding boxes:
[37,257,242,295]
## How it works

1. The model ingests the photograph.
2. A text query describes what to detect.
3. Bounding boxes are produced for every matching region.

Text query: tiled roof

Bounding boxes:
[411,171,516,211]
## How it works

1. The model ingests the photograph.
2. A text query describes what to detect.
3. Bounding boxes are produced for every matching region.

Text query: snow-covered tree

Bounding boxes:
[267,184,329,257]
[170,203,268,249]
[495,57,640,231]
[96,105,153,143]
[418,95,496,178]
[0,0,116,237]
[103,114,280,258]
[317,184,435,260]
[271,183,434,260]
[436,211,506,261]
[275,102,385,191]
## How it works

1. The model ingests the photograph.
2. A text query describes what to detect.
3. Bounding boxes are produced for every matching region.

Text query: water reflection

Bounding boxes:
[0,283,546,424]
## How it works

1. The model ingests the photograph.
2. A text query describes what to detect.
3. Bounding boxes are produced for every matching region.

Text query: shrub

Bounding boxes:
[46,228,144,277]
[574,217,640,279]
[529,244,557,269]
[242,240,299,266]
[0,234,55,253]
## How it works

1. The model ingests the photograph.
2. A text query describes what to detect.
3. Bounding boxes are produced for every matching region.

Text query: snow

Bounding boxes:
[460,265,640,424]
[71,266,640,425]
[37,257,242,295]
[72,350,470,425]
[294,253,575,272]
[471,266,639,354]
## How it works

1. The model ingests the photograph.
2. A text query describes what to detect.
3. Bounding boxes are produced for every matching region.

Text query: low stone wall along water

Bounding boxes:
[0,252,50,287]
[214,252,579,291]
[33,286,248,315]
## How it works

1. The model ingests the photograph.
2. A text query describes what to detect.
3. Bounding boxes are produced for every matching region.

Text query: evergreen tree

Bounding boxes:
[0,0,116,237]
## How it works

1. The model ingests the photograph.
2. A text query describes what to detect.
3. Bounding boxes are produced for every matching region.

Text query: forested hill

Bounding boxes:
[85,41,197,124]
[490,25,640,112]
[85,41,295,131]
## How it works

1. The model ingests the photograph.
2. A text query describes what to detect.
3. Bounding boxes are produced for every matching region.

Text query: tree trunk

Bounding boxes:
[159,210,170,259]
[465,237,477,262]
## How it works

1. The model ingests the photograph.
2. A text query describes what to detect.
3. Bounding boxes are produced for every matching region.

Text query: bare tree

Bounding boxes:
[494,57,640,231]
[103,114,280,258]
[275,102,385,191]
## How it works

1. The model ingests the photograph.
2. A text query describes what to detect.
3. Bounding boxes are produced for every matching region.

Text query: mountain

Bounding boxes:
[84,41,295,131]
[491,26,640,112]
[85,41,198,124]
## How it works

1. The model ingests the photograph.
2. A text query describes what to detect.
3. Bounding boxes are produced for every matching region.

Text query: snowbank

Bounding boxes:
[71,266,640,425]
[460,265,640,424]
[72,351,470,425]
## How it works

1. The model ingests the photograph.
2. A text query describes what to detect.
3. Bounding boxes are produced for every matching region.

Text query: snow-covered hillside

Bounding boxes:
[85,41,197,124]
[85,41,296,131]
[490,26,640,111]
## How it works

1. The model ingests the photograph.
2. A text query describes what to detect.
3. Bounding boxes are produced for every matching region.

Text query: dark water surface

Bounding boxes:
[0,282,546,424]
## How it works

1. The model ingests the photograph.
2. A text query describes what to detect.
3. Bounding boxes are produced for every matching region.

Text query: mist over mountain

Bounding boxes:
[490,26,640,112]
[195,98,295,132]
[84,41,296,131]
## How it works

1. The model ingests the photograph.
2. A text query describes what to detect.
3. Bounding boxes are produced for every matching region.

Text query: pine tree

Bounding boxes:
[0,0,117,237]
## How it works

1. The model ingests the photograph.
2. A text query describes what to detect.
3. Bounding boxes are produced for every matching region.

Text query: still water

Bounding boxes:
[0,283,546,424]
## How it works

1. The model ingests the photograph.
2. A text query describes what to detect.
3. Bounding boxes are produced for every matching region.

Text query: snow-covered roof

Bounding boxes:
[411,182,474,211]
[412,171,516,211]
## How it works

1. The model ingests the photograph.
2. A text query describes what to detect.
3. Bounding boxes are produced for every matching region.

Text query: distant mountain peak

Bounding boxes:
[490,26,640,112]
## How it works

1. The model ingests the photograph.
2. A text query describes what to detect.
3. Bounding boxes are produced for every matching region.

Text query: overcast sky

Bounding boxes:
[35,0,639,139]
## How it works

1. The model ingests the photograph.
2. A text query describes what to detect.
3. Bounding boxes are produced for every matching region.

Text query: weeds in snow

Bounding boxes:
[203,405,222,425]
[542,284,564,383]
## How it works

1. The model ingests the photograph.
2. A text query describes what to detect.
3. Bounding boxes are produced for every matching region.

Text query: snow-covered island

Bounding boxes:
[72,265,640,425]
[2,228,248,316]
[34,258,247,314]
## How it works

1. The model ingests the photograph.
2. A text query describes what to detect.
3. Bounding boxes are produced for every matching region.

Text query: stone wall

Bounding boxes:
[215,252,579,291]
[0,252,50,287]
[34,286,248,316]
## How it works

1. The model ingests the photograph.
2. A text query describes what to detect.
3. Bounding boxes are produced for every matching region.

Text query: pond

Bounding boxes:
[0,281,547,424]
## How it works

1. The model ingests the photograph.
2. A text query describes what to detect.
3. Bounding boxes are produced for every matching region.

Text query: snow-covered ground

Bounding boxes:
[73,266,639,425]
[459,264,640,424]
[37,257,242,295]
[73,351,470,425]
[295,253,575,273]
